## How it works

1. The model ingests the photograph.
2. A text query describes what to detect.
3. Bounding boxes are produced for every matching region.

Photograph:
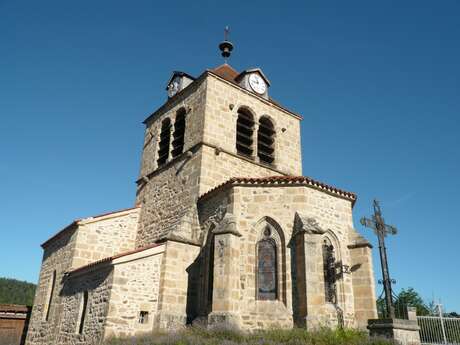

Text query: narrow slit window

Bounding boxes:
[236,108,255,157]
[43,270,56,321]
[171,109,186,157]
[77,291,89,334]
[322,238,337,303]
[157,118,171,166]
[257,117,275,165]
[139,311,149,324]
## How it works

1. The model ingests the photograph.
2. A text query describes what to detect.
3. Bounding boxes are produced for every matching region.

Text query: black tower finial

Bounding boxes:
[219,26,233,63]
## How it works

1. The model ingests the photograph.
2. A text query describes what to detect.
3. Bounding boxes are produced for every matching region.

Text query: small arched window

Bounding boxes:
[257,227,278,300]
[236,108,255,157]
[257,117,275,165]
[43,270,56,321]
[172,109,186,158]
[157,118,171,166]
[77,290,89,334]
[322,238,337,303]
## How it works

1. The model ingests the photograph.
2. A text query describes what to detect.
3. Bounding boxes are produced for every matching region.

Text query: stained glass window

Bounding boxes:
[257,238,277,300]
[322,239,337,303]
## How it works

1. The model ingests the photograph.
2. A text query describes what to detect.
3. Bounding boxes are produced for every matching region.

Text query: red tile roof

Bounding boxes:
[41,206,140,248]
[0,304,31,313]
[199,176,357,205]
[68,243,164,275]
[211,64,239,82]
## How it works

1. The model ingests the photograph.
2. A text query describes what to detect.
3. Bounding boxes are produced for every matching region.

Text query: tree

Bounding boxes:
[0,277,36,306]
[394,287,430,316]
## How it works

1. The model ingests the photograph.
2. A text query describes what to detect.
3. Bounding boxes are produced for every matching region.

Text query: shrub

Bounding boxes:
[104,327,394,345]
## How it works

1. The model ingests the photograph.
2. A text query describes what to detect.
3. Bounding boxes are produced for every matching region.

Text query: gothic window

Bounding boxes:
[257,227,278,300]
[157,118,171,166]
[171,108,186,157]
[236,108,255,157]
[257,116,275,165]
[322,238,337,303]
[43,270,56,321]
[76,291,89,334]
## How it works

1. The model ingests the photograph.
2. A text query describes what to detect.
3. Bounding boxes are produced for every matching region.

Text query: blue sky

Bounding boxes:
[1,1,459,312]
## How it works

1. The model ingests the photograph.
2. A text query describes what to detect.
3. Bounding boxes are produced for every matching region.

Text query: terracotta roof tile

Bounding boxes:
[68,243,164,275]
[199,176,357,205]
[211,64,239,82]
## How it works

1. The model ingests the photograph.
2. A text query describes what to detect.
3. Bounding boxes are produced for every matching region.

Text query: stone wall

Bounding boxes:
[56,266,113,345]
[135,71,304,247]
[139,77,207,178]
[26,226,78,345]
[204,74,302,176]
[72,208,139,268]
[198,145,283,195]
[134,152,202,247]
[104,246,164,338]
[155,241,201,329]
[198,183,363,330]
[349,244,378,328]
[135,78,207,247]
[27,208,142,345]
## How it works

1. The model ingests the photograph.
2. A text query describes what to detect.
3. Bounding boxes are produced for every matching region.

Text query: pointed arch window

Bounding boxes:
[257,117,275,165]
[172,108,186,158]
[157,118,171,166]
[322,238,337,303]
[257,227,278,300]
[236,108,255,157]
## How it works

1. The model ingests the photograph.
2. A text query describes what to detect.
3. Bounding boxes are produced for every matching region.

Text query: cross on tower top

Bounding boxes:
[219,26,234,63]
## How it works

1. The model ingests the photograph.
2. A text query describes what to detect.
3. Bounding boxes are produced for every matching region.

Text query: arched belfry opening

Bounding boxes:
[257,116,275,165]
[172,108,186,157]
[157,118,171,166]
[236,107,255,157]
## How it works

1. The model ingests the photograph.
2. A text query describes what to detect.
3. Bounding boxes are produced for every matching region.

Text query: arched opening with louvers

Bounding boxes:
[257,116,275,165]
[236,107,255,157]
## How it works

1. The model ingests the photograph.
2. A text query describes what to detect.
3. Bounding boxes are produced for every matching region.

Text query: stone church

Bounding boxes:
[26,39,377,345]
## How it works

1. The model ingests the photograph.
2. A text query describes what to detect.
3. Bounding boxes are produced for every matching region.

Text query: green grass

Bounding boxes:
[105,327,394,345]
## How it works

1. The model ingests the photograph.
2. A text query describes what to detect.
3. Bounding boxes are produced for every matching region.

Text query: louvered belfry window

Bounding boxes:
[172,109,186,158]
[157,118,171,166]
[257,117,275,165]
[236,108,255,157]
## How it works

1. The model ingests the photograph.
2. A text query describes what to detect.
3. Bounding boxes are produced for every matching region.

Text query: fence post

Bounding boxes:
[438,304,448,344]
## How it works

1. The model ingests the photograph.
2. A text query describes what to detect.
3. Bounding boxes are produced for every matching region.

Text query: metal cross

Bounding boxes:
[360,199,398,319]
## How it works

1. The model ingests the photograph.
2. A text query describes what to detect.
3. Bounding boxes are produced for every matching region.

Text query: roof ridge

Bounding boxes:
[68,243,163,275]
[198,175,357,205]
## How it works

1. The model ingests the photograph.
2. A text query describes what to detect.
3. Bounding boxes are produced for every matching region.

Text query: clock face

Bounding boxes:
[248,73,266,95]
[168,77,180,97]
